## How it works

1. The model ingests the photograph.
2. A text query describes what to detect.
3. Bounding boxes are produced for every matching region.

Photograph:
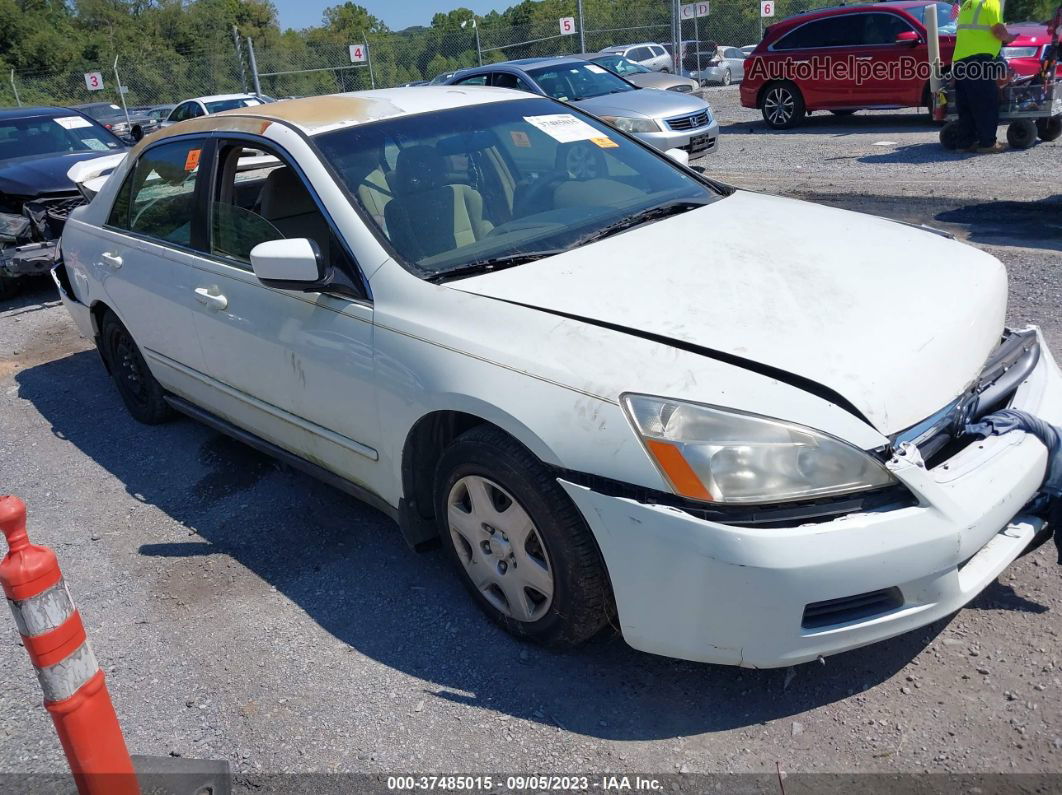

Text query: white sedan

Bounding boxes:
[56,87,1062,667]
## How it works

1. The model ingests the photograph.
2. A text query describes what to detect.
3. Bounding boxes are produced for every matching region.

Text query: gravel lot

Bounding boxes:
[1,89,1061,788]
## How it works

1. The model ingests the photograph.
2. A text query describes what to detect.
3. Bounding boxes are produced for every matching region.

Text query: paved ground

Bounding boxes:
[1,89,1061,785]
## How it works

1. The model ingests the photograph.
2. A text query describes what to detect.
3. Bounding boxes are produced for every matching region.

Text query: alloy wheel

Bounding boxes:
[764,87,795,126]
[446,475,554,622]
[564,144,600,180]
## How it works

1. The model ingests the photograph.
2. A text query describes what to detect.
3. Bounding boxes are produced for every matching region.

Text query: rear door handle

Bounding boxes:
[194,286,228,311]
[101,252,123,269]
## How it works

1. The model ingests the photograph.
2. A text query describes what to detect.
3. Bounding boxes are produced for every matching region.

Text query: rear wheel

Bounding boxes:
[434,425,613,647]
[1036,115,1062,142]
[100,310,173,424]
[1007,118,1037,149]
[720,68,732,87]
[761,82,805,129]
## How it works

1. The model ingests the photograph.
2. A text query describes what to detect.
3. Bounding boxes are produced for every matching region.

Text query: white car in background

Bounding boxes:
[160,93,272,128]
[56,87,1062,668]
[599,42,673,72]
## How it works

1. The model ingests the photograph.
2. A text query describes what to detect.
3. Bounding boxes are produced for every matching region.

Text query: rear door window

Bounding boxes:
[775,16,865,49]
[858,13,916,45]
[108,138,206,248]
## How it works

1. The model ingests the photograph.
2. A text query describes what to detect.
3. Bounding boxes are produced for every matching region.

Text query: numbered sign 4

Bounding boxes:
[559,16,575,35]
[349,43,367,63]
[84,71,104,91]
[761,0,775,16]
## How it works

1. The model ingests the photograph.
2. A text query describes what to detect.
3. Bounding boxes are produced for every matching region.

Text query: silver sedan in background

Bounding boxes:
[572,53,699,93]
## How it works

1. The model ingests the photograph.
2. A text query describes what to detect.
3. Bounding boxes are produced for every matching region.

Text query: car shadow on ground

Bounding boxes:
[0,276,60,314]
[933,195,1062,250]
[719,111,935,136]
[17,350,1005,741]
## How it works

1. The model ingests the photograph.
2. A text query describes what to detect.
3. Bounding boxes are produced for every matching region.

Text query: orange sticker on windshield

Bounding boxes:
[184,148,201,171]
[591,136,618,148]
[510,130,531,148]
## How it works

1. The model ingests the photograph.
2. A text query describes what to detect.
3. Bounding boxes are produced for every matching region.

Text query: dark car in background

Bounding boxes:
[72,102,133,141]
[740,0,958,128]
[0,106,126,297]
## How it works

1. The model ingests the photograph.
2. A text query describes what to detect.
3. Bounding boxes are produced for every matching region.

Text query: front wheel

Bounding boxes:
[1037,115,1062,142]
[761,82,805,129]
[434,425,614,647]
[100,310,174,424]
[720,68,732,87]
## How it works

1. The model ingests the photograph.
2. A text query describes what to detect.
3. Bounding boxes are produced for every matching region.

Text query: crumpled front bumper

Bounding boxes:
[561,329,1062,667]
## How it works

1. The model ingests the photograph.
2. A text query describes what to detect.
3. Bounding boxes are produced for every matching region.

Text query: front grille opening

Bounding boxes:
[802,587,904,630]
[667,110,711,130]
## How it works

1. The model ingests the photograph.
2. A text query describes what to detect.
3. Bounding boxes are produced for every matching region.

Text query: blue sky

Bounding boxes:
[273,0,512,31]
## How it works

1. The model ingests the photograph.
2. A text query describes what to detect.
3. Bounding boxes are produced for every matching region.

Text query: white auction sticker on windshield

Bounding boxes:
[54,116,94,130]
[83,138,109,151]
[585,64,607,74]
[524,114,606,144]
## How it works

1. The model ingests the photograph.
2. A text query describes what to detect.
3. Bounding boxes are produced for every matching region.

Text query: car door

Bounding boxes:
[186,136,380,491]
[772,15,864,108]
[94,136,211,384]
[849,12,927,106]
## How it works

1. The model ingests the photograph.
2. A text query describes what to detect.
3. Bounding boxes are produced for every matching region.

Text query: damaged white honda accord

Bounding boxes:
[55,87,1062,667]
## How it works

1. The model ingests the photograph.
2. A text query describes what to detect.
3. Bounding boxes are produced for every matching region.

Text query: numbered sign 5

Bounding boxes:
[760,0,775,16]
[84,71,104,91]
[559,16,575,35]
[349,43,367,63]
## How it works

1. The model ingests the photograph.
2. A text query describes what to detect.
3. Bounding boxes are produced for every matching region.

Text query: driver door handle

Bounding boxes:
[194,286,228,311]
[101,252,123,269]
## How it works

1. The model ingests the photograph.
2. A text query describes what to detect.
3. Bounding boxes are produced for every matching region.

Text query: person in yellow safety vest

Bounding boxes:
[952,0,1018,153]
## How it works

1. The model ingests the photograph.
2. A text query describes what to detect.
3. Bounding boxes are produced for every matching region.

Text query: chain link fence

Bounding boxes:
[2,0,826,110]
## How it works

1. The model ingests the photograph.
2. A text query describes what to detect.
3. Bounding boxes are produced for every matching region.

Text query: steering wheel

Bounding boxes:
[513,170,568,218]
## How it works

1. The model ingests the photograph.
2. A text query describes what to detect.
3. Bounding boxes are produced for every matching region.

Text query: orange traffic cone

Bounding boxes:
[0,495,139,795]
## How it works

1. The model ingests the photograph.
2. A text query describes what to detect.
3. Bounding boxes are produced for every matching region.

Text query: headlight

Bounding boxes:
[600,115,661,133]
[622,394,895,504]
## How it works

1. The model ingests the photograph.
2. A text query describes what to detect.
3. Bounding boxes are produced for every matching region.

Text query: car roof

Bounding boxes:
[132,87,532,149]
[602,42,659,50]
[0,106,82,119]
[183,94,261,104]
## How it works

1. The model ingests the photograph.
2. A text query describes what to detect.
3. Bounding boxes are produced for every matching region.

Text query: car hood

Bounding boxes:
[453,191,1007,435]
[574,87,709,120]
[0,150,124,196]
[626,73,693,91]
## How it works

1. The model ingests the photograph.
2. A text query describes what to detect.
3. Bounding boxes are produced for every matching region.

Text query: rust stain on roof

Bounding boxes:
[131,94,404,156]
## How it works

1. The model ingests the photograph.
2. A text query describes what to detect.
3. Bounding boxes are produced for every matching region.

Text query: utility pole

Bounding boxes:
[113,55,130,124]
[9,70,20,107]
[246,37,262,96]
[464,18,482,66]
[672,0,682,73]
[577,0,586,53]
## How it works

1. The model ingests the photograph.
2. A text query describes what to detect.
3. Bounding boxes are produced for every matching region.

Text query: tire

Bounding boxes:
[761,82,805,129]
[939,120,974,150]
[434,425,614,648]
[829,109,857,116]
[1006,118,1037,149]
[1037,115,1062,142]
[99,310,174,424]
[720,68,732,87]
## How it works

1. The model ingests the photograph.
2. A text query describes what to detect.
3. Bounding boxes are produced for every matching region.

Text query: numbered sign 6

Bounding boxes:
[84,71,104,91]
[559,16,575,35]
[761,0,775,16]
[349,43,367,63]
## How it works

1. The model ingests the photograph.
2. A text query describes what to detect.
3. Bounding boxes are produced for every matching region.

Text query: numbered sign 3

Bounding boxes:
[761,0,775,16]
[559,16,575,35]
[349,43,367,63]
[84,71,104,91]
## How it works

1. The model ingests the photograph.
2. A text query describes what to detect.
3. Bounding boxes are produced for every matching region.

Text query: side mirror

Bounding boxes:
[130,125,143,142]
[249,238,328,290]
[895,31,921,45]
[665,147,690,167]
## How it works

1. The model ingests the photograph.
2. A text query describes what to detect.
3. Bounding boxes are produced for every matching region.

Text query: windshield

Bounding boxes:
[205,97,263,113]
[315,97,720,280]
[591,55,650,76]
[0,114,123,162]
[526,62,635,101]
[909,2,958,34]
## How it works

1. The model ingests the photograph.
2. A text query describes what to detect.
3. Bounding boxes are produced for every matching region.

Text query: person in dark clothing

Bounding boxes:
[952,0,1017,152]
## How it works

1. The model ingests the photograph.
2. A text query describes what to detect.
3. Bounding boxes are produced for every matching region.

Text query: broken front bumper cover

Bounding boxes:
[1,240,60,277]
[560,328,1062,667]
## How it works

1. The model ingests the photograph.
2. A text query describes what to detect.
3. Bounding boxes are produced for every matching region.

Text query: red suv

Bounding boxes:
[741,1,958,128]
[1002,24,1050,77]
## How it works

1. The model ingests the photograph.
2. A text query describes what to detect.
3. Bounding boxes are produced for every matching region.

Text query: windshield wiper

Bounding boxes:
[573,200,709,247]
[426,249,566,283]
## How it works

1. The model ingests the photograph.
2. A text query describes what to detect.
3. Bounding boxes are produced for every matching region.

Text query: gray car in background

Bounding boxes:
[598,42,673,72]
[447,57,718,158]
[688,45,748,86]
[572,53,699,93]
